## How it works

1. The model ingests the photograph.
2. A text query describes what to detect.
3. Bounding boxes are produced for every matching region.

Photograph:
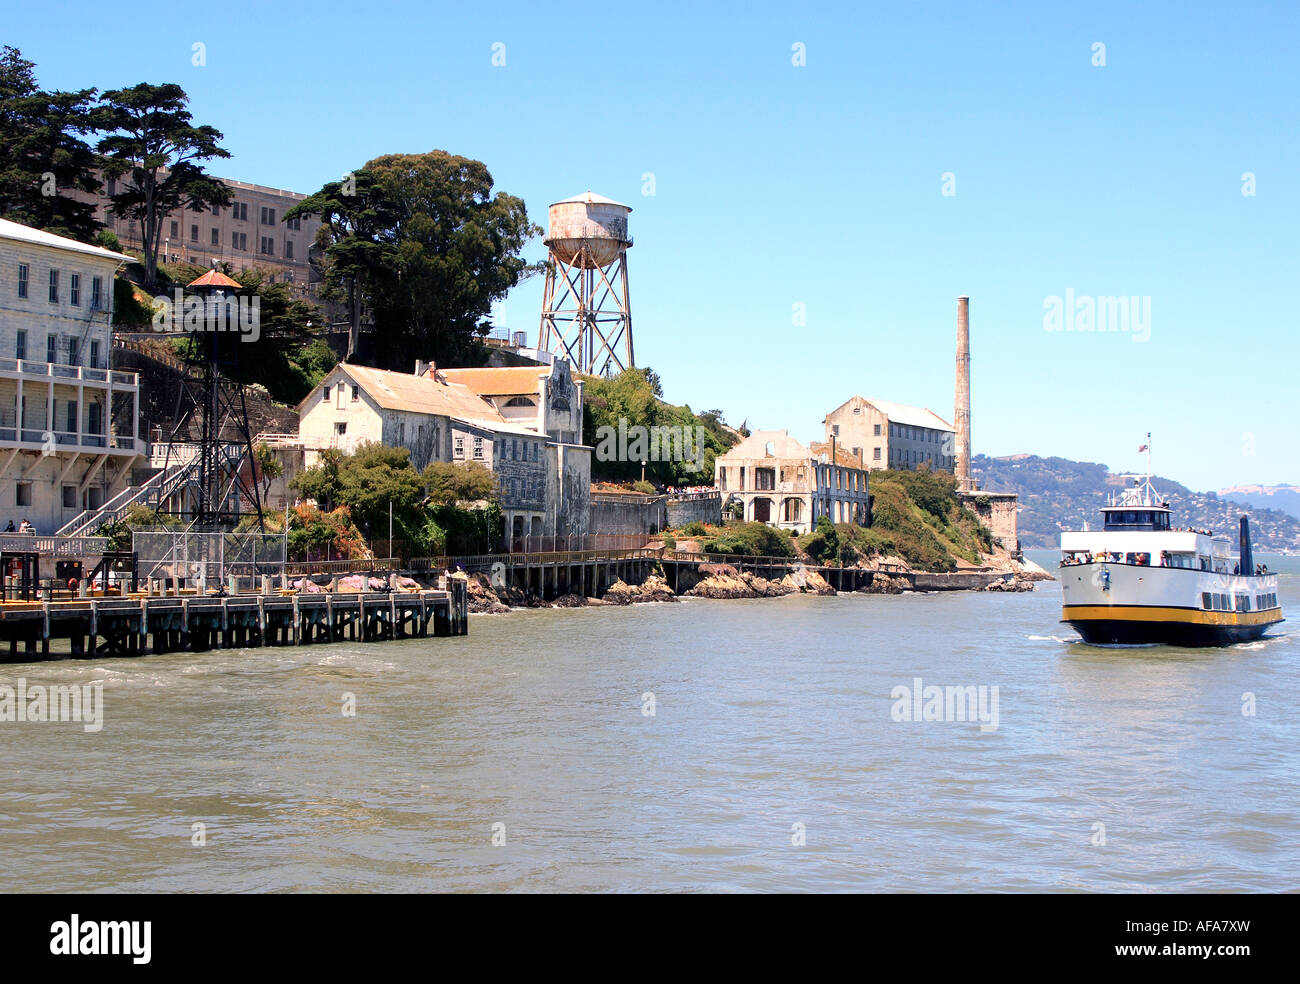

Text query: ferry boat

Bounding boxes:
[1058,455,1284,646]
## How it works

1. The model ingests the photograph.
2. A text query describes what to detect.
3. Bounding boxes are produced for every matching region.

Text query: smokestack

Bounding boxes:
[955,296,973,491]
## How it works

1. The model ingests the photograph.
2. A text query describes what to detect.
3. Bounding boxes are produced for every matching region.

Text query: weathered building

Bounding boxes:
[295,360,591,541]
[73,173,321,288]
[0,218,141,533]
[823,395,955,472]
[714,430,870,534]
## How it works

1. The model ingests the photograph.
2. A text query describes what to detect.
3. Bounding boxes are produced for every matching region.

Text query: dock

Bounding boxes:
[0,580,468,661]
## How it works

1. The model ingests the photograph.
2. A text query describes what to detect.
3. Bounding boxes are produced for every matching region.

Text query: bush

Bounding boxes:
[661,534,676,550]
[632,479,657,494]
[682,521,708,537]
[703,521,796,558]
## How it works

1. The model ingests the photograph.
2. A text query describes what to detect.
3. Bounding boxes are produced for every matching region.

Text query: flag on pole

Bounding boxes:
[1138,444,1149,453]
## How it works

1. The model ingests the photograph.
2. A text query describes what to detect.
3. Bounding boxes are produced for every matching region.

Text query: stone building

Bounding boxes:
[714,430,870,534]
[295,360,590,541]
[73,173,321,288]
[823,395,956,472]
[0,218,142,533]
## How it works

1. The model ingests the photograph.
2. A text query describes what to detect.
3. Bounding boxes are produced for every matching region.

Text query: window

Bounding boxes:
[472,437,484,460]
[66,401,77,433]
[873,423,881,436]
[287,216,301,231]
[351,385,359,401]
[212,203,221,216]
[335,422,347,435]
[232,202,248,221]
[69,273,80,306]
[90,340,100,369]
[873,447,881,461]
[17,264,29,298]
[87,401,101,434]
[755,468,776,490]
[68,338,78,365]
[190,224,199,242]
[16,482,32,507]
[260,206,276,225]
[260,236,275,256]
[16,330,26,361]
[322,386,330,401]
[454,436,465,459]
[285,240,294,260]
[90,276,102,310]
[62,485,77,509]
[48,269,59,302]
[1202,592,1213,610]
[210,227,219,246]
[47,335,56,362]
[232,231,248,251]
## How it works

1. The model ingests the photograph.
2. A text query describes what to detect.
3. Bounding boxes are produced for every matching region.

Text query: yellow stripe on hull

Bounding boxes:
[1061,604,1283,627]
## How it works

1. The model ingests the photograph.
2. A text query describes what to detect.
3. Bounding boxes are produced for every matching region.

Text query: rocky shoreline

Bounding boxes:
[463,556,1051,614]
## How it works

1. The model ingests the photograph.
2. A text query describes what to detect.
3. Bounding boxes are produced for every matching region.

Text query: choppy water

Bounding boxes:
[1,553,1296,892]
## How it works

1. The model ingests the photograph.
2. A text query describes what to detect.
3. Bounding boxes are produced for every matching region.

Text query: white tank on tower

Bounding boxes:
[538,191,634,375]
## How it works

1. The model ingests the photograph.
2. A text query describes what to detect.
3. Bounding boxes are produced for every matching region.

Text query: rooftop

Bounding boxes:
[0,217,133,264]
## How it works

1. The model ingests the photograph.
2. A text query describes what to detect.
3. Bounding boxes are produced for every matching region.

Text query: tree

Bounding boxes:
[0,46,103,241]
[96,82,232,290]
[253,442,283,500]
[424,460,496,506]
[287,150,541,369]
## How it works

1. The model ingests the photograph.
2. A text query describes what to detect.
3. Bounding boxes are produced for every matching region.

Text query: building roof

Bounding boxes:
[0,217,133,264]
[438,366,549,397]
[188,269,243,289]
[828,395,954,432]
[309,364,503,421]
[551,190,631,210]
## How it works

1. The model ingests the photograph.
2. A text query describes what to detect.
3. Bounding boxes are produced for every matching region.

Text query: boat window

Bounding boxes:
[1202,592,1213,610]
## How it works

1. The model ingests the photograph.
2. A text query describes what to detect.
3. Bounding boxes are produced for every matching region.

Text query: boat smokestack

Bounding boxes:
[1239,516,1254,576]
[955,296,973,491]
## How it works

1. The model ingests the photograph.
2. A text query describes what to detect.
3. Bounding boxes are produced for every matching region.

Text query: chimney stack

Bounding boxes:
[955,296,973,491]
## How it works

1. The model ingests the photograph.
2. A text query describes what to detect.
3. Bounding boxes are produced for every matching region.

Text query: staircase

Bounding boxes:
[56,460,198,537]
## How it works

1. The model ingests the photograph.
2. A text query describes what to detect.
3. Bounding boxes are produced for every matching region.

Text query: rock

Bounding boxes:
[636,573,677,603]
[858,573,910,594]
[986,577,1035,592]
[337,574,367,592]
[552,593,588,608]
[685,570,758,599]
[603,579,639,605]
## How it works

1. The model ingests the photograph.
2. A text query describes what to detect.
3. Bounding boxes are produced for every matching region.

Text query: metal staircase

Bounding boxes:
[55,460,199,538]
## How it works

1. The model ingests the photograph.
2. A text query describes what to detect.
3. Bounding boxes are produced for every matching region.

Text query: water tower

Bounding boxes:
[537,191,633,376]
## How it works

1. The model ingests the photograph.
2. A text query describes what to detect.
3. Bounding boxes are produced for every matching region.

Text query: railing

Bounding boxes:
[665,490,721,502]
[0,534,109,555]
[282,557,399,576]
[508,533,652,553]
[409,547,660,572]
[0,358,138,387]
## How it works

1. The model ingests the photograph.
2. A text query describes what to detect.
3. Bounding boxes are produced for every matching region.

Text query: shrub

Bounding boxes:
[682,521,708,537]
[632,479,657,494]
[704,521,795,558]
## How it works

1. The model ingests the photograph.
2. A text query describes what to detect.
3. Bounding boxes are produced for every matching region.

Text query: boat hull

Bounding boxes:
[1063,611,1279,647]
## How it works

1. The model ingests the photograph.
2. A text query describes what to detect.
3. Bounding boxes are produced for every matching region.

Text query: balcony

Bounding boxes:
[0,358,139,390]
[0,414,140,456]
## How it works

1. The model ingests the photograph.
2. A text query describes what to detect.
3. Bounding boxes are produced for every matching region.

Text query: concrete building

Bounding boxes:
[295,359,591,542]
[714,430,870,534]
[0,218,142,533]
[823,395,956,472]
[74,173,321,288]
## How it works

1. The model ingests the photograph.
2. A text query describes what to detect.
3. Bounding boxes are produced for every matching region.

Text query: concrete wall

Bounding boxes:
[959,491,1020,553]
[590,492,665,536]
[667,493,721,528]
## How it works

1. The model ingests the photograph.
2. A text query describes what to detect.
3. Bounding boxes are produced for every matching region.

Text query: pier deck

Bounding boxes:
[0,580,468,662]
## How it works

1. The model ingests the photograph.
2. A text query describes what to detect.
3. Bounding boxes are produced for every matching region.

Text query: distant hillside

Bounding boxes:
[973,454,1300,551]
[1218,484,1300,522]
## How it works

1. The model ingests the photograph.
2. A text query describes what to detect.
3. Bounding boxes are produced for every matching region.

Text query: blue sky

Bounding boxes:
[11,0,1298,491]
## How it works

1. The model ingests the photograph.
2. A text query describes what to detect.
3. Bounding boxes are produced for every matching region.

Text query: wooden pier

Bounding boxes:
[0,580,468,662]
